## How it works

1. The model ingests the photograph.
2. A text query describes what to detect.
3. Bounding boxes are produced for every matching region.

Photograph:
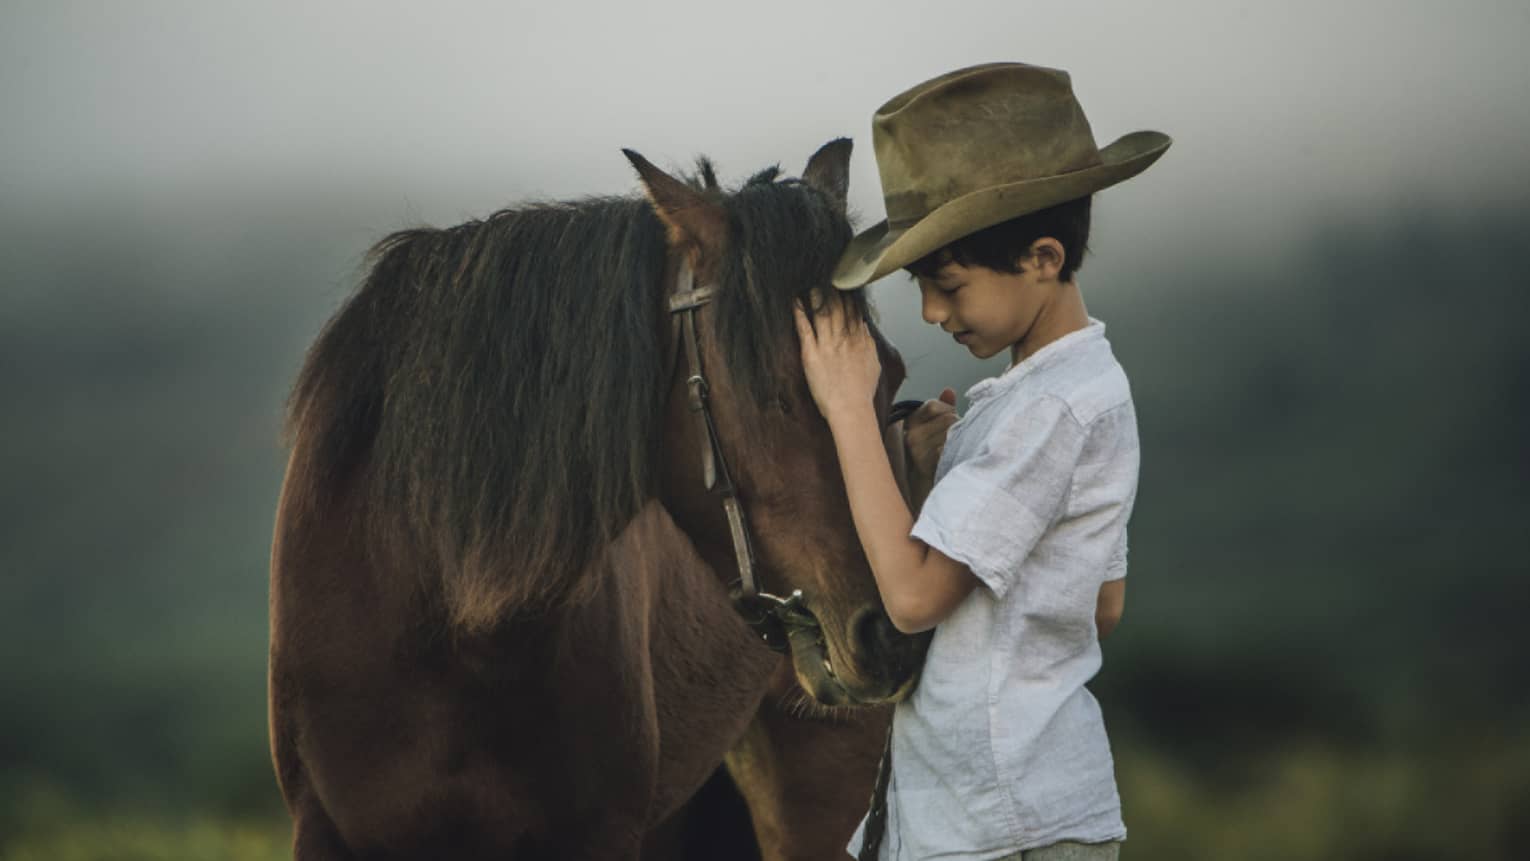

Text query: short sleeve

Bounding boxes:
[1094,402,1139,582]
[910,395,1087,599]
[1104,527,1129,581]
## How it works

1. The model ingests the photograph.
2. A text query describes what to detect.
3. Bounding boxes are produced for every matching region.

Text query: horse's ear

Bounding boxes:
[802,137,852,215]
[622,148,726,253]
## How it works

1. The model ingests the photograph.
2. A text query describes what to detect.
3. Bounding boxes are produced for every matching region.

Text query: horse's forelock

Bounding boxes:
[712,174,862,418]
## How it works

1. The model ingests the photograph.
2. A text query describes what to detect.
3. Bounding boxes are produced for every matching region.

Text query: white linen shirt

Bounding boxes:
[849,317,1138,860]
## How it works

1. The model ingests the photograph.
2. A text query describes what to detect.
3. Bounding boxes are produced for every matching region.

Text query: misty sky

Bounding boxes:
[5,1,1526,204]
[3,0,1529,391]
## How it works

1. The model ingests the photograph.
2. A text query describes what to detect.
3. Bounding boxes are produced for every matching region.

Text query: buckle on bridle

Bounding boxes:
[730,587,821,653]
[685,374,708,412]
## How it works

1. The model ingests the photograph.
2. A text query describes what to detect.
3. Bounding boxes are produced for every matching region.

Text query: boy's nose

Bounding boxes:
[920,292,949,326]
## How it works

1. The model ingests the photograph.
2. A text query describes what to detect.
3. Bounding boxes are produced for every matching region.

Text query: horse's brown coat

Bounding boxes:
[268,142,929,859]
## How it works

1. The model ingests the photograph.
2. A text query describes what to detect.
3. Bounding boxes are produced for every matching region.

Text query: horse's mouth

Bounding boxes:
[797,657,853,707]
[790,636,920,707]
[766,594,927,707]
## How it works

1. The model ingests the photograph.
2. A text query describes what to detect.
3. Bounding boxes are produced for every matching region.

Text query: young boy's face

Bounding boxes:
[913,259,1047,360]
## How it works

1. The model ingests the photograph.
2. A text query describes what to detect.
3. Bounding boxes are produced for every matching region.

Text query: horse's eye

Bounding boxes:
[776,396,793,415]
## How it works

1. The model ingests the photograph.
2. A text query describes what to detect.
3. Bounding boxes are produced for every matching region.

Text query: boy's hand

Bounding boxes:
[906,387,958,510]
[907,387,958,471]
[792,296,882,424]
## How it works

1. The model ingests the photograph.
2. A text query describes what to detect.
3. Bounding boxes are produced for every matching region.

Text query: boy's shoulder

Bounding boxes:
[971,318,1133,430]
[1041,347,1132,429]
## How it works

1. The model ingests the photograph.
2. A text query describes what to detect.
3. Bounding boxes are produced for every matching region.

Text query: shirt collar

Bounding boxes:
[965,317,1108,404]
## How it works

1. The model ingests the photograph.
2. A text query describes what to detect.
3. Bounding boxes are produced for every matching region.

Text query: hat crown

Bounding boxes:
[873,63,1102,229]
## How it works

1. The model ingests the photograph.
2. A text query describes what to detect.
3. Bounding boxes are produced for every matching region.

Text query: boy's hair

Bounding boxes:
[905,194,1093,282]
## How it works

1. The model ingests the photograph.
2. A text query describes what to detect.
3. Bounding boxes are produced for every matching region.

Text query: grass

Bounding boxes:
[5,732,1527,860]
[2,819,288,861]
[0,782,286,861]
[1116,728,1530,861]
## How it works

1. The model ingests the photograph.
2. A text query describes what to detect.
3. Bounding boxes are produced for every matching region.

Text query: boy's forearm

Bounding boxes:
[825,403,929,612]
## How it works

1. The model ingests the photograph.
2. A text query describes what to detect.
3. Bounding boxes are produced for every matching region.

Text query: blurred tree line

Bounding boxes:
[0,194,1524,859]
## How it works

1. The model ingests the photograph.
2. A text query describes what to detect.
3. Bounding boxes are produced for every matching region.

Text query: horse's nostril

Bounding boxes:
[853,606,901,656]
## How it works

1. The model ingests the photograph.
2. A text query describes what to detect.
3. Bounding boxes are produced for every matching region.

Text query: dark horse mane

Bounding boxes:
[284,160,863,632]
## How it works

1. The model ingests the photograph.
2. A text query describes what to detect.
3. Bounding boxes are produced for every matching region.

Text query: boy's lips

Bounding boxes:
[952,330,973,344]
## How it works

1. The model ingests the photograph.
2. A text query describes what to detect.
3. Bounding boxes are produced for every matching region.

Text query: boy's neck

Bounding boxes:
[1009,280,1090,366]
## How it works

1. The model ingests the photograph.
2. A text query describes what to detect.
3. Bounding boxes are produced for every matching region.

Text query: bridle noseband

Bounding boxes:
[664,261,923,655]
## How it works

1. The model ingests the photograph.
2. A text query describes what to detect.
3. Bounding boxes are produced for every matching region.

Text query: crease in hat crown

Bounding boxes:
[832,62,1171,289]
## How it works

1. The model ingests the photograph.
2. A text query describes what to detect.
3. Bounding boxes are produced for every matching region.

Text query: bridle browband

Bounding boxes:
[664,261,924,655]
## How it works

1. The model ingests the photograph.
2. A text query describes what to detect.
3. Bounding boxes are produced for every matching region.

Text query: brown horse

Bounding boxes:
[268,139,931,859]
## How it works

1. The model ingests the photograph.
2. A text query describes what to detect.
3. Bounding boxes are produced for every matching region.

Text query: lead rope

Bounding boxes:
[858,719,894,861]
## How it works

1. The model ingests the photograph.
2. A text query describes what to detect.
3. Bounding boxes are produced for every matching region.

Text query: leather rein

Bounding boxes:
[664,261,922,654]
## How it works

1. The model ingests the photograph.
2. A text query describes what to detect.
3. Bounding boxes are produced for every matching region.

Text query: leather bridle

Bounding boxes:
[664,261,923,655]
[666,261,816,652]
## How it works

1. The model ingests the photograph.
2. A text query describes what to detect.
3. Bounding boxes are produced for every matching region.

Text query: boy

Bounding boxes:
[791,63,1170,860]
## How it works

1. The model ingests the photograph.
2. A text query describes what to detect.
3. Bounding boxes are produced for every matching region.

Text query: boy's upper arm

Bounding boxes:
[1095,578,1126,639]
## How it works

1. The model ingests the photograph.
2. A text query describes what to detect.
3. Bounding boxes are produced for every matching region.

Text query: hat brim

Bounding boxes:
[832,130,1171,289]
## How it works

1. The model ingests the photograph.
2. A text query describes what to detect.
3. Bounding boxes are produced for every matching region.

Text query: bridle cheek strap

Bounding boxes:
[667,262,812,653]
[670,264,716,490]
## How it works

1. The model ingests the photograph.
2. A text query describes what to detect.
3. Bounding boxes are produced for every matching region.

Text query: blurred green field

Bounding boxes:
[2,808,288,861]
[6,728,1528,860]
[1116,729,1530,860]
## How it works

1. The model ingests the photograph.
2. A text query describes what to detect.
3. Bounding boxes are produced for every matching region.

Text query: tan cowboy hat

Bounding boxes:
[833,62,1171,289]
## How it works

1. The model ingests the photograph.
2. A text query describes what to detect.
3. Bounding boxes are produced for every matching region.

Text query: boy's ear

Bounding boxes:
[622,148,727,256]
[1025,237,1067,282]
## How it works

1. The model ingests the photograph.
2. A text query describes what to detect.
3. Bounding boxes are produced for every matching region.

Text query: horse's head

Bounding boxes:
[628,140,932,706]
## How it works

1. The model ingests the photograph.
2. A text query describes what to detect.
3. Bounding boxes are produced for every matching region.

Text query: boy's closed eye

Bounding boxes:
[934,271,964,293]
